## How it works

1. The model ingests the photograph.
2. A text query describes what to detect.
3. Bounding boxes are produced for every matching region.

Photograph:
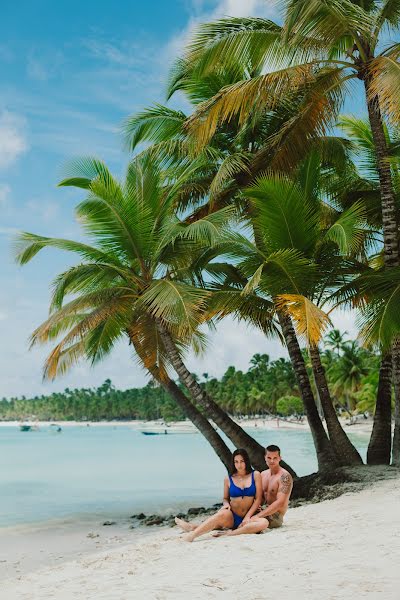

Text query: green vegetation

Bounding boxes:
[1,336,382,422]
[13,1,400,471]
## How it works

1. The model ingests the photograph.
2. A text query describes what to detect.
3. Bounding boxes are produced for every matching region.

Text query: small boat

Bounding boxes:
[139,424,198,435]
[19,423,39,432]
[20,424,32,432]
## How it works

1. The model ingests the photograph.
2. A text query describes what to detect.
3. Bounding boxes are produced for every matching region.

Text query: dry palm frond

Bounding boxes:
[276,293,332,345]
[367,52,400,126]
[186,64,316,149]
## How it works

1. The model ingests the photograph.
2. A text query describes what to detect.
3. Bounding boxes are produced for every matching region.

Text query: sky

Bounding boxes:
[0,0,361,398]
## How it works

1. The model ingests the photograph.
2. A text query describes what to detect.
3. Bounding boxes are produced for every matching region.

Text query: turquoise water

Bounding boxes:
[0,424,369,528]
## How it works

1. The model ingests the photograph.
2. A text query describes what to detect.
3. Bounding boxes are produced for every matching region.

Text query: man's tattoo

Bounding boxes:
[280,473,292,494]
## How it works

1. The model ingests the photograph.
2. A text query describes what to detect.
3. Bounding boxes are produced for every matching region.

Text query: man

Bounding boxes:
[252,444,293,529]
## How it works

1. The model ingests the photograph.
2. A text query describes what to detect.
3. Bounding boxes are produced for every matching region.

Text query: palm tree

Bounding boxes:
[349,266,400,464]
[14,155,234,470]
[328,342,370,410]
[183,2,400,446]
[331,115,400,463]
[238,168,366,466]
[324,329,348,356]
[184,3,400,261]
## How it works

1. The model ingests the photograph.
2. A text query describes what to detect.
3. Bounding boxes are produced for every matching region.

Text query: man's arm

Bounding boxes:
[258,472,292,518]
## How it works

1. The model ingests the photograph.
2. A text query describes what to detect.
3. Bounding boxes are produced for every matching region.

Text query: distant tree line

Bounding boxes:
[0,336,383,422]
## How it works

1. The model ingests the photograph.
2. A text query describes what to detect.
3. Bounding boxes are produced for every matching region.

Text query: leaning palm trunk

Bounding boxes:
[391,339,400,466]
[363,78,400,465]
[309,345,363,466]
[149,367,233,471]
[278,312,338,471]
[156,321,296,474]
[367,353,392,465]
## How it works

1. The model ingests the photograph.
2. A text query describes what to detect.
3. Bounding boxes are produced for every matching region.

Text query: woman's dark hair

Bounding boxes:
[231,448,252,475]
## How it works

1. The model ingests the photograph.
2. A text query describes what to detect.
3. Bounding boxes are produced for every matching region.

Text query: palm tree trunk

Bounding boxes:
[363,78,399,267]
[367,353,392,465]
[278,311,338,471]
[150,368,233,471]
[363,77,400,466]
[309,345,363,466]
[156,320,296,475]
[391,339,400,466]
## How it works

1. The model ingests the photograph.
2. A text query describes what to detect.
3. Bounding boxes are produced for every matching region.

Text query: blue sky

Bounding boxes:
[1,0,361,398]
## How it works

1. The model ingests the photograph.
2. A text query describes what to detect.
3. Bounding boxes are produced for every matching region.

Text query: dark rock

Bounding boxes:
[187,507,206,515]
[145,517,165,526]
[130,513,146,520]
[129,525,135,529]
[212,503,222,509]
[102,521,116,526]
[175,512,186,519]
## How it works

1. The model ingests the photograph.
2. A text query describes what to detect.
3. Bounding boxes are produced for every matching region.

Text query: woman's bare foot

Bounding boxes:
[174,517,196,532]
[182,531,196,542]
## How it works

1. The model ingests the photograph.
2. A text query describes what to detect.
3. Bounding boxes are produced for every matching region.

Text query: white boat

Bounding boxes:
[139,423,198,435]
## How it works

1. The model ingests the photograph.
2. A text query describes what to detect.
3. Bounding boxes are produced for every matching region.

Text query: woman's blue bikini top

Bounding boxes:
[229,470,256,498]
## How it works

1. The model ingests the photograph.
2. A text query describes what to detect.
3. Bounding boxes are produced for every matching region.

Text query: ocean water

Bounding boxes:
[0,424,369,528]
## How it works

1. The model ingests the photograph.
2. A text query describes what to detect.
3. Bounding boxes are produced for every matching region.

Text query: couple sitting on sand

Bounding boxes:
[175,444,293,542]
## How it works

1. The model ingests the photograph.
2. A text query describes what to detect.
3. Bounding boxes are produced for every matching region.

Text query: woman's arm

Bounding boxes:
[222,476,231,509]
[242,471,263,521]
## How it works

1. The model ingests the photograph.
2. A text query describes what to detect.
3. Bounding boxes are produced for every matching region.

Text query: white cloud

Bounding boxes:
[0,183,11,206]
[0,111,28,169]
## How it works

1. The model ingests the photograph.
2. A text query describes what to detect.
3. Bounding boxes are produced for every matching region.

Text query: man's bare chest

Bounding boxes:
[263,474,280,500]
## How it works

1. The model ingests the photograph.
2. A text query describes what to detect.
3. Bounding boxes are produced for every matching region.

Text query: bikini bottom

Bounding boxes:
[231,510,244,530]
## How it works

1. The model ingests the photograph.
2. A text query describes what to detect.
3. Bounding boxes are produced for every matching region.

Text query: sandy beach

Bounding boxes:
[0,415,375,435]
[1,472,399,599]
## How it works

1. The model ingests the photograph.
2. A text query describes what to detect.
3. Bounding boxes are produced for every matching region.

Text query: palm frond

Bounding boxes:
[367,52,400,126]
[323,201,368,254]
[122,104,187,153]
[276,293,332,345]
[14,232,120,266]
[245,172,319,254]
[186,64,317,149]
[283,0,374,47]
[357,268,400,349]
[374,0,400,35]
[139,280,211,338]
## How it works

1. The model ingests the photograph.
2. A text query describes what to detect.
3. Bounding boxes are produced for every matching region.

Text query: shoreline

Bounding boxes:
[1,470,399,599]
[0,415,375,435]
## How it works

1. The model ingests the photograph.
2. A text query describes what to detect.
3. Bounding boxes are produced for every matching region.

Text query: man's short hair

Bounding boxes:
[265,444,281,455]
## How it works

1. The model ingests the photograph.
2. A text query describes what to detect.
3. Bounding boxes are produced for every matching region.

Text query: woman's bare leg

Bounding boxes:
[182,509,234,542]
[214,517,269,537]
[174,517,196,532]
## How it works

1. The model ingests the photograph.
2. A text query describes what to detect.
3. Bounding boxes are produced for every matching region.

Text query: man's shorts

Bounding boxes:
[267,512,283,528]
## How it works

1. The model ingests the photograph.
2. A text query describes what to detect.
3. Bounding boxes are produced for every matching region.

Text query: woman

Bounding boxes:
[175,448,269,541]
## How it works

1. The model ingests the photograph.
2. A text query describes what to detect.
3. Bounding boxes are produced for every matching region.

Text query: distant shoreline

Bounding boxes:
[0,415,375,435]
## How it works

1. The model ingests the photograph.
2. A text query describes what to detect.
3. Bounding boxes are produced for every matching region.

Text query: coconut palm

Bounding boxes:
[350,267,400,464]
[182,3,400,440]
[237,167,367,466]
[183,3,400,261]
[330,116,400,463]
[324,329,348,356]
[14,155,238,470]
[124,70,361,470]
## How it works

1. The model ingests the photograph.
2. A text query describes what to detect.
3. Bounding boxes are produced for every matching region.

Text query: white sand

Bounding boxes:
[0,415,375,434]
[1,475,399,599]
